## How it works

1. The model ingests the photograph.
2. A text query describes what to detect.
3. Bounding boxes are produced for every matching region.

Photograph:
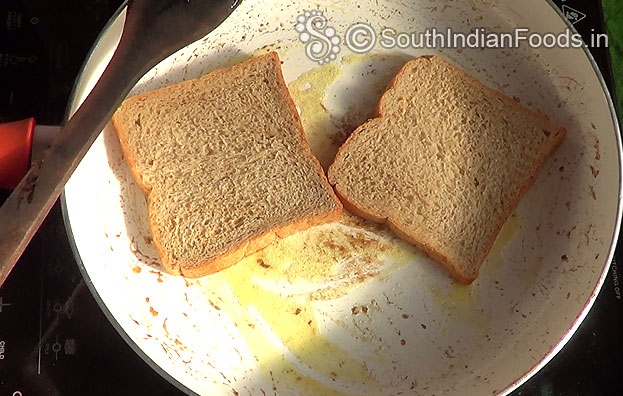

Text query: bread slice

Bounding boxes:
[328,55,565,283]
[112,52,342,278]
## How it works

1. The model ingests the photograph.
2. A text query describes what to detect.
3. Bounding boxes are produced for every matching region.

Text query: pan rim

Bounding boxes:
[60,2,197,395]
[495,1,622,394]
[60,1,623,395]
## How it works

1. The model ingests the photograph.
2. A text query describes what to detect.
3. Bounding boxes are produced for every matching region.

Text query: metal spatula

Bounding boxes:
[0,0,241,286]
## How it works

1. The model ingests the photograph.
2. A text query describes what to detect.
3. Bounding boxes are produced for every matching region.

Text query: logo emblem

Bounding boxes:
[295,10,341,64]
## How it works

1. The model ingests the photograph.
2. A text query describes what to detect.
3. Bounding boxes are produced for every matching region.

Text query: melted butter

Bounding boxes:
[428,283,477,325]
[288,63,343,169]
[484,212,520,273]
[428,213,520,326]
[202,213,418,395]
[330,53,409,137]
[288,53,409,170]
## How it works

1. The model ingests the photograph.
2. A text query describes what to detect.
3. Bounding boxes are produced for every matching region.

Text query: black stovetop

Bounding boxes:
[1,1,621,395]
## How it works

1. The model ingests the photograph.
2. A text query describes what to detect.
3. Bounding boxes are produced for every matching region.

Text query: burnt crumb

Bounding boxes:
[561,255,569,262]
[400,339,406,346]
[294,308,301,315]
[590,165,599,178]
[257,259,270,268]
[143,236,153,245]
[361,305,368,313]
[208,299,221,311]
[322,240,347,254]
[402,313,410,319]
[351,306,360,315]
[421,323,427,330]
[558,166,564,172]
[594,142,601,161]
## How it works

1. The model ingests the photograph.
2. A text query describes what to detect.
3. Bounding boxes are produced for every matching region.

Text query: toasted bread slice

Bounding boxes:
[112,52,342,278]
[328,55,565,283]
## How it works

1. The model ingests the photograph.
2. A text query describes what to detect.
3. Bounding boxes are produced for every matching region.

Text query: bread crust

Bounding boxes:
[328,55,565,284]
[112,52,342,278]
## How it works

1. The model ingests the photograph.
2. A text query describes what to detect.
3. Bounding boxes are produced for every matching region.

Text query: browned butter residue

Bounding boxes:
[201,212,419,395]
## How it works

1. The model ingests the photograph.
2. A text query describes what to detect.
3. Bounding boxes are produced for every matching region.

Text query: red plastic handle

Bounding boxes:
[0,118,35,190]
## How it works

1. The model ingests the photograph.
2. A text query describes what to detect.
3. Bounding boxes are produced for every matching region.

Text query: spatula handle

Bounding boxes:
[0,0,241,287]
[0,10,147,286]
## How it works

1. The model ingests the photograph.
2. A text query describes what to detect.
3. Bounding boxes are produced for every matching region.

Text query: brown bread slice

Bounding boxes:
[112,52,342,278]
[328,55,565,283]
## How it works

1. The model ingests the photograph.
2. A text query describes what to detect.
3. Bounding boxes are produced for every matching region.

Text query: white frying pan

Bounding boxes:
[62,0,621,395]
